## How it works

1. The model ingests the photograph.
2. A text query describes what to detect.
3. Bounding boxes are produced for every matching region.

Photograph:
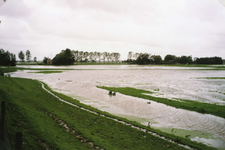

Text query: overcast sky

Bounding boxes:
[0,0,225,61]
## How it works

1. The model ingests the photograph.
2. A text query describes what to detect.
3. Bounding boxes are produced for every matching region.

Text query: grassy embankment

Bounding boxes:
[97,86,225,120]
[0,77,215,149]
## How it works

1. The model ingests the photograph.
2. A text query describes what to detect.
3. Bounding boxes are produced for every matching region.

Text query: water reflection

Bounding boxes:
[12,65,225,148]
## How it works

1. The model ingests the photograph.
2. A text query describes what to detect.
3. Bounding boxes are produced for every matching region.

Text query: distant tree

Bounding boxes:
[52,48,75,65]
[136,53,152,65]
[0,49,16,66]
[194,57,223,64]
[72,50,79,63]
[127,51,133,62]
[97,52,101,63]
[18,51,25,62]
[178,55,193,64]
[114,53,121,63]
[106,52,111,63]
[102,52,107,63]
[43,57,50,64]
[93,51,98,63]
[83,52,89,63]
[33,57,37,62]
[109,53,115,63]
[151,55,163,64]
[26,50,31,62]
[88,52,94,62]
[133,53,140,60]
[79,51,84,62]
[164,54,176,64]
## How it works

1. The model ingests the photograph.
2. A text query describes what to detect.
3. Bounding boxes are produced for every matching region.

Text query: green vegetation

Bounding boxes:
[29,71,63,74]
[0,49,16,66]
[0,76,215,149]
[97,86,225,119]
[196,77,225,79]
[127,51,223,65]
[0,66,74,72]
[74,62,125,65]
[52,48,75,65]
[0,67,17,74]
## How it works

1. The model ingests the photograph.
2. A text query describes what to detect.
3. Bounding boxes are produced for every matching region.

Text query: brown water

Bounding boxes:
[11,65,225,149]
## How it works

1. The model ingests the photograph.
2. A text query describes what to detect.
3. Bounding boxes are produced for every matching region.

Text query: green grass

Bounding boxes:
[0,77,216,150]
[74,62,126,65]
[0,66,74,72]
[0,67,17,74]
[141,64,225,70]
[97,86,225,120]
[196,77,225,79]
[29,71,63,74]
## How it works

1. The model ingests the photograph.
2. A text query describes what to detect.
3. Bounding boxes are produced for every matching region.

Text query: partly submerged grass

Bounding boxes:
[0,67,17,73]
[29,71,63,74]
[97,86,225,120]
[196,77,225,79]
[0,76,215,150]
[44,83,215,150]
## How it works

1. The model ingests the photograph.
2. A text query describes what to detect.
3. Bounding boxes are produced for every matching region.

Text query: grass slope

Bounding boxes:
[0,76,199,150]
[97,86,225,120]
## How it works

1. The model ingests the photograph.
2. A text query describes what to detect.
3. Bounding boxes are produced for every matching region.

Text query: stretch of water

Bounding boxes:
[11,65,225,149]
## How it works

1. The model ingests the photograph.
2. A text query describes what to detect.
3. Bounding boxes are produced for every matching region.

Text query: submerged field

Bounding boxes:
[97,86,225,119]
[0,76,214,150]
[2,65,225,149]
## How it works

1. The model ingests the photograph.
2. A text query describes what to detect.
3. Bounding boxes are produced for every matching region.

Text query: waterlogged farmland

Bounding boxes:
[12,65,225,149]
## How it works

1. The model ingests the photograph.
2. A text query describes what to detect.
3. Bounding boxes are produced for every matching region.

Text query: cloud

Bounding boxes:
[0,0,225,60]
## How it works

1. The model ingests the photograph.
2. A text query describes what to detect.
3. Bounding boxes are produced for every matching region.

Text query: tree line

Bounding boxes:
[0,48,223,66]
[43,48,121,65]
[127,52,223,65]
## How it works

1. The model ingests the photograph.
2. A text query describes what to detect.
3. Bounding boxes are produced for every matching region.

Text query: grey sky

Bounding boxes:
[0,0,225,60]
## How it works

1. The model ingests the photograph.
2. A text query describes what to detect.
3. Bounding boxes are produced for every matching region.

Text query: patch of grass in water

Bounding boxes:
[30,71,63,74]
[97,86,225,119]
[196,77,225,79]
[66,80,73,82]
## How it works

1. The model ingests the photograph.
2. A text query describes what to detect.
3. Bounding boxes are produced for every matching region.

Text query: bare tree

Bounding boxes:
[88,52,94,62]
[79,51,84,62]
[114,53,121,63]
[133,53,140,60]
[72,50,79,63]
[106,52,111,64]
[128,51,133,61]
[93,51,98,63]
[97,52,101,63]
[83,51,89,63]
[102,52,107,64]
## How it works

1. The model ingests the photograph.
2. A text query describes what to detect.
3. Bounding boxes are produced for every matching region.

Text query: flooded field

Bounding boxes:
[11,65,225,149]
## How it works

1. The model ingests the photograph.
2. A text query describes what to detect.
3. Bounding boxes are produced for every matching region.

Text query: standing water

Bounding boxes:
[11,65,225,149]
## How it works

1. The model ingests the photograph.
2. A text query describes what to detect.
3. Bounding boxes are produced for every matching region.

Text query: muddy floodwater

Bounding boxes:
[11,65,225,149]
